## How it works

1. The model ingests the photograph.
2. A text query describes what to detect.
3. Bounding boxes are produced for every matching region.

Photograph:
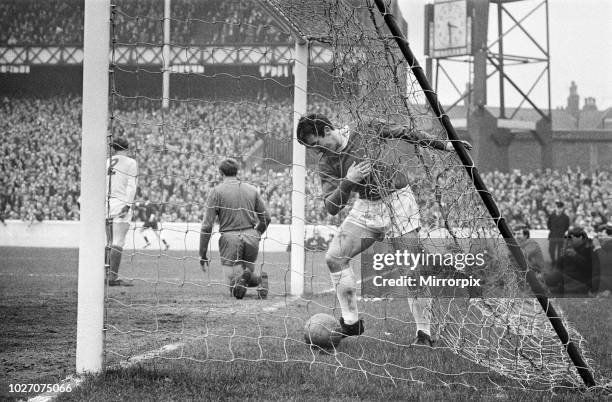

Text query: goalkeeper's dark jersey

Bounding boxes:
[141,202,159,223]
[318,121,409,201]
[202,179,270,234]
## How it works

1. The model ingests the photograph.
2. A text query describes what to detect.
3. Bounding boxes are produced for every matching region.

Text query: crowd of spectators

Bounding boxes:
[0,0,290,46]
[2,95,611,237]
[1,96,81,223]
[0,0,83,45]
[482,168,612,233]
[0,95,297,224]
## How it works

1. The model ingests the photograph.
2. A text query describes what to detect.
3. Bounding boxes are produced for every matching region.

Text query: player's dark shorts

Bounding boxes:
[143,220,159,230]
[219,228,261,266]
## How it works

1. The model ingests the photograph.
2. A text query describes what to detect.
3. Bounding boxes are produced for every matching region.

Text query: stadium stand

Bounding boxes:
[1,95,611,229]
[0,0,289,46]
[1,1,609,229]
[0,0,83,45]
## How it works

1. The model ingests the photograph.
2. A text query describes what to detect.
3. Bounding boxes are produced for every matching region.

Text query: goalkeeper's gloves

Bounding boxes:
[199,256,209,272]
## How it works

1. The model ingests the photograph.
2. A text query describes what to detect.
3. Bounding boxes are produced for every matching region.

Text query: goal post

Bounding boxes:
[162,0,171,109]
[372,0,595,387]
[290,40,308,297]
[76,0,110,374]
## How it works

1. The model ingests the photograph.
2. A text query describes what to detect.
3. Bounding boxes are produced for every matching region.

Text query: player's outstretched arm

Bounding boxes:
[410,129,473,152]
[402,128,473,151]
[371,119,472,151]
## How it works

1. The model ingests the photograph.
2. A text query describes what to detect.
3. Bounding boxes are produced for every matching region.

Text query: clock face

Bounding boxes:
[434,0,468,53]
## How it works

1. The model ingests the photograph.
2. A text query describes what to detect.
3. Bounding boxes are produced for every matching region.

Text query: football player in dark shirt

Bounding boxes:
[136,199,169,250]
[200,158,271,299]
[297,114,471,345]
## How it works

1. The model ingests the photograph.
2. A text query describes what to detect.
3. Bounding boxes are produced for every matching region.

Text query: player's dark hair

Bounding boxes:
[219,158,239,177]
[111,137,129,151]
[597,223,612,236]
[296,114,334,146]
[513,224,530,239]
[567,227,588,239]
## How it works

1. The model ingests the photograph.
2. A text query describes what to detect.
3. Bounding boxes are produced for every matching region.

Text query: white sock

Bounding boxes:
[409,297,432,335]
[330,268,358,325]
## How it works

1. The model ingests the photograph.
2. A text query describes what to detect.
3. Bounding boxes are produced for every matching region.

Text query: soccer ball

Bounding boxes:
[304,313,342,349]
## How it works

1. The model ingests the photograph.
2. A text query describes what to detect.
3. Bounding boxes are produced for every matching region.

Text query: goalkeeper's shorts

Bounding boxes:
[219,228,261,266]
[107,199,133,224]
[345,187,420,237]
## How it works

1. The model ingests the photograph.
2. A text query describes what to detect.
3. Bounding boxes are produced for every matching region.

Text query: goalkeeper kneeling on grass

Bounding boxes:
[199,158,271,300]
[297,114,472,345]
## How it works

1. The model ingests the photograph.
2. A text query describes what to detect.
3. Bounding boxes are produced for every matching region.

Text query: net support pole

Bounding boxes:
[76,0,110,374]
[162,0,171,109]
[290,41,308,296]
[373,0,595,388]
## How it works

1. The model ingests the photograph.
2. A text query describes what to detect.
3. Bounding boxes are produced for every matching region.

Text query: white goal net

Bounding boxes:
[93,0,598,392]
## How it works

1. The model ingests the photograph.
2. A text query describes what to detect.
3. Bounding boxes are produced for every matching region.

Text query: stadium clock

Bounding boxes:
[430,0,470,58]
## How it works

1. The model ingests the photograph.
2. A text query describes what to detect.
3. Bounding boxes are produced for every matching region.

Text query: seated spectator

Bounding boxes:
[543,227,595,296]
[592,223,612,296]
[305,229,328,252]
[513,225,545,274]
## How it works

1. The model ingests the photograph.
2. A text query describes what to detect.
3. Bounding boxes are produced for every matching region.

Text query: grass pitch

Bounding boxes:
[1,246,611,401]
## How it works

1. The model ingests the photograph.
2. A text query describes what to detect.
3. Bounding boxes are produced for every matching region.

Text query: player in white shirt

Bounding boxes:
[106,137,138,286]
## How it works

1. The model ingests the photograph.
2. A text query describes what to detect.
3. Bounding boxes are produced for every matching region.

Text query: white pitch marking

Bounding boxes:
[27,376,83,402]
[117,343,184,368]
[0,272,74,278]
[262,296,298,312]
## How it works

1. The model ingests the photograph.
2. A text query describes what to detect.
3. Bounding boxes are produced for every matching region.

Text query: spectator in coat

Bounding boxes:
[547,201,570,269]
[513,225,546,274]
[544,227,594,296]
[592,223,612,296]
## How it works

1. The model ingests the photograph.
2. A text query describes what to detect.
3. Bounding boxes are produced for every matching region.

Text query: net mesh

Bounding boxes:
[104,0,598,391]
